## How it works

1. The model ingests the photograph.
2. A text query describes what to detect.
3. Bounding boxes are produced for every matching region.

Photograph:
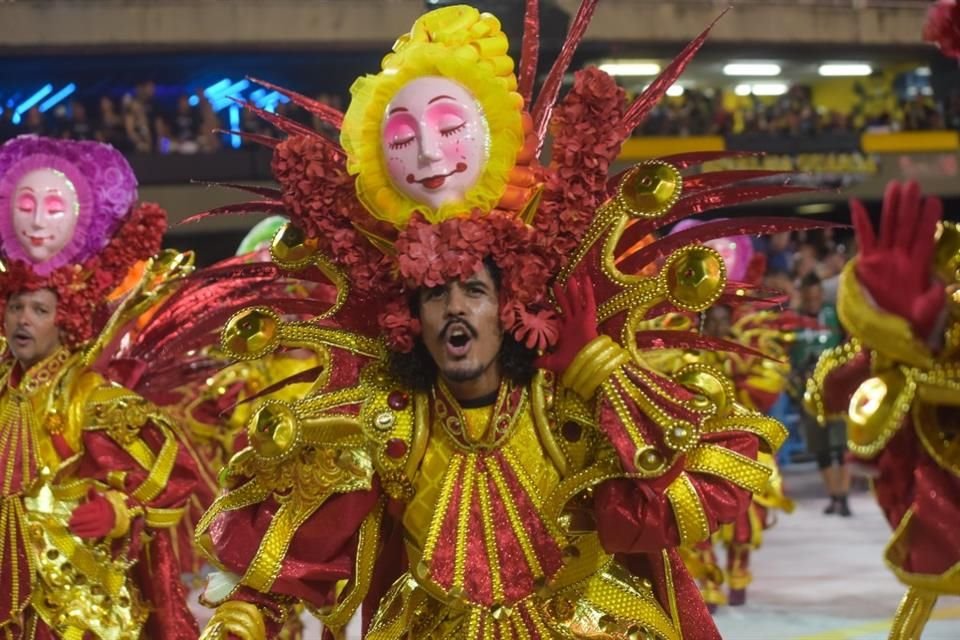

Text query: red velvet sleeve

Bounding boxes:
[208,485,381,608]
[75,420,199,511]
[594,430,758,553]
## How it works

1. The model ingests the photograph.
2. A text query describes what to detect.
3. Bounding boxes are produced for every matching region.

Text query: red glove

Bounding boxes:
[850,180,945,339]
[68,489,117,539]
[535,272,599,374]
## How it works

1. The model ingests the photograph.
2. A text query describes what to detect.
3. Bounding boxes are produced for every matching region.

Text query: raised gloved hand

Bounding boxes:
[850,180,945,339]
[68,489,119,539]
[535,272,599,375]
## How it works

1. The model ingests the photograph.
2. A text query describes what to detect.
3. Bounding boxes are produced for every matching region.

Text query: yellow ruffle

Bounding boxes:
[340,5,524,227]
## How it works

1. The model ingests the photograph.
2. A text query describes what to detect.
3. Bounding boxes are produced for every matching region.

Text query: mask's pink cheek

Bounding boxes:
[387,156,409,182]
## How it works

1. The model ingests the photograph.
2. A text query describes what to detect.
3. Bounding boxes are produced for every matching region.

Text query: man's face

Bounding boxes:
[800,284,824,315]
[418,265,503,390]
[382,76,488,211]
[4,289,62,370]
[12,168,80,264]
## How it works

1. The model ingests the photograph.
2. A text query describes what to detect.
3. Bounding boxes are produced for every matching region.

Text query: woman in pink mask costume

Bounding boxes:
[0,135,201,639]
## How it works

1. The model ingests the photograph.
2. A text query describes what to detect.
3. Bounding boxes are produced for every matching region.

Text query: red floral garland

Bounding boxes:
[271,68,627,353]
[0,202,167,347]
[535,67,627,272]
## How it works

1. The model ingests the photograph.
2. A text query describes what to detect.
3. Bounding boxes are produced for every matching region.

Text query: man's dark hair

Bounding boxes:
[387,259,538,392]
[800,273,822,289]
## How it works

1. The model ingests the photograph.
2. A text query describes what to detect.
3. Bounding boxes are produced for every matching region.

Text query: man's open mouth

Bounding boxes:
[444,323,473,358]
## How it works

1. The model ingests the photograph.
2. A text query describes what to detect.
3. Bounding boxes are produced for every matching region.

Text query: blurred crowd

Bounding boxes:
[3,79,958,150]
[637,84,960,138]
[0,81,342,153]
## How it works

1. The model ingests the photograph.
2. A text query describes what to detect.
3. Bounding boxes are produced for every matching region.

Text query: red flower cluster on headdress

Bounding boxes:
[0,202,166,347]
[924,0,960,59]
[536,67,627,270]
[272,135,397,295]
[390,210,558,351]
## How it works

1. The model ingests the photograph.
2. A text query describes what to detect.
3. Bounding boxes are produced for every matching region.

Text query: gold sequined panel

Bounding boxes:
[24,487,147,640]
[366,560,679,640]
[396,385,680,640]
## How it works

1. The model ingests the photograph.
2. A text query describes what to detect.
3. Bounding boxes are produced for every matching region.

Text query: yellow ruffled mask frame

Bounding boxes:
[341,6,525,226]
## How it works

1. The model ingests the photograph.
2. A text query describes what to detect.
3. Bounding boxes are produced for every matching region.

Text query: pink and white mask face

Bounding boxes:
[382,77,489,211]
[11,168,79,264]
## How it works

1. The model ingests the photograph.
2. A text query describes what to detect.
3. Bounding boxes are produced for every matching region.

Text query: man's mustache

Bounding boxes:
[439,319,478,340]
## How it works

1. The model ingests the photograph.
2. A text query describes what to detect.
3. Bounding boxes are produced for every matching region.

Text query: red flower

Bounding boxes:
[506,303,560,351]
[924,0,960,59]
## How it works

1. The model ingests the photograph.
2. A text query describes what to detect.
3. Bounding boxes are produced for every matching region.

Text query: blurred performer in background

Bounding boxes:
[691,305,800,610]
[194,3,823,639]
[806,181,960,640]
[793,273,850,516]
[649,226,801,611]
[0,135,200,639]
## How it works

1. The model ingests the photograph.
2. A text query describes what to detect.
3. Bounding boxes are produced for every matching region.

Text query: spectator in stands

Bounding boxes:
[67,100,95,140]
[195,92,222,153]
[23,107,45,137]
[172,94,200,154]
[0,108,16,143]
[123,94,152,153]
[95,96,129,151]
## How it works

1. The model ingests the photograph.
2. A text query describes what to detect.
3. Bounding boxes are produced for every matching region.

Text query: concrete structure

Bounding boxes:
[0,0,930,52]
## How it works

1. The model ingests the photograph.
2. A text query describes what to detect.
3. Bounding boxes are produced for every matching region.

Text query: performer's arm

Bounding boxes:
[540,274,783,552]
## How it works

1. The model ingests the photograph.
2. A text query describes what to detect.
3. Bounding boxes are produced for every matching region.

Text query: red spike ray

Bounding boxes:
[213,128,280,149]
[671,184,817,218]
[531,0,600,153]
[181,201,288,225]
[193,182,284,200]
[234,98,327,140]
[658,150,764,170]
[618,217,832,275]
[517,0,540,107]
[619,8,730,137]
[226,364,327,413]
[683,170,791,195]
[613,184,818,258]
[633,331,770,359]
[248,76,344,131]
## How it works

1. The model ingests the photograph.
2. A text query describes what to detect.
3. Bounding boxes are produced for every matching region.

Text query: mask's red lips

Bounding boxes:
[407,163,468,190]
[23,232,52,247]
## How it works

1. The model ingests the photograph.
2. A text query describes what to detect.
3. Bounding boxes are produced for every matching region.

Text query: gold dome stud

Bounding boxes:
[248,400,299,460]
[617,161,683,219]
[221,307,281,360]
[270,222,318,269]
[663,245,726,312]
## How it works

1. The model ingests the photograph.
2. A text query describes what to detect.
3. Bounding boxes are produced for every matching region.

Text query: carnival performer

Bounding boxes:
[0,135,201,639]
[195,3,822,638]
[689,304,800,611]
[805,181,960,640]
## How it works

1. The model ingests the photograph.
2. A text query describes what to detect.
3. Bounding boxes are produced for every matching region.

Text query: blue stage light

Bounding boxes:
[12,84,53,124]
[229,105,241,149]
[39,83,77,113]
[203,78,232,99]
[188,95,200,107]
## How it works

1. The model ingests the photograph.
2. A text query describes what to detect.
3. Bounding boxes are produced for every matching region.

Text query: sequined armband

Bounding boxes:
[561,335,630,400]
